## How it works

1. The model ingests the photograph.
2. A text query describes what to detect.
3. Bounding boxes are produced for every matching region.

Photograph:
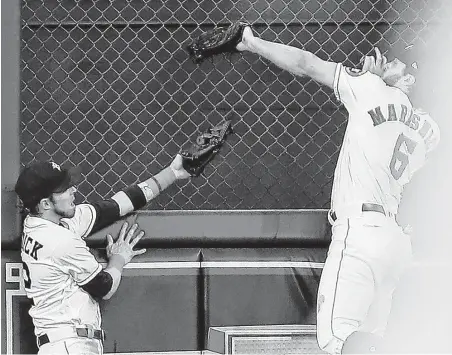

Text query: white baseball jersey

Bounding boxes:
[330,63,440,215]
[21,204,102,336]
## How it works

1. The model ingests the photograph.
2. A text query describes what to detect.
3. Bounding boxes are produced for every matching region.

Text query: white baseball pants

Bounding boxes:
[38,337,103,355]
[316,212,412,354]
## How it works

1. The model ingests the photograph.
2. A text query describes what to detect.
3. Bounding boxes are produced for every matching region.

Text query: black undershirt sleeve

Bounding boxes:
[89,185,147,235]
[123,185,147,210]
[89,199,121,234]
[81,270,113,299]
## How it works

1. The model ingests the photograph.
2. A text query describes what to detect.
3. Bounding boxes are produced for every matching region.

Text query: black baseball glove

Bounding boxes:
[181,120,233,177]
[187,21,249,63]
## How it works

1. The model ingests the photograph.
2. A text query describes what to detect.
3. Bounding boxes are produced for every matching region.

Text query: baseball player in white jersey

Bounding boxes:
[234,26,440,353]
[15,155,190,354]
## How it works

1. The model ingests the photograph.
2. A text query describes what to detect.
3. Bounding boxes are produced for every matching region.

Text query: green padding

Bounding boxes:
[91,249,202,352]
[101,270,199,352]
[3,210,330,249]
[84,210,331,248]
[2,250,202,353]
[2,248,328,352]
[203,263,322,339]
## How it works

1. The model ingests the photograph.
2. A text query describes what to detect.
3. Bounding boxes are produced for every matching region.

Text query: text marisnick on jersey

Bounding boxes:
[368,104,434,141]
[21,232,43,260]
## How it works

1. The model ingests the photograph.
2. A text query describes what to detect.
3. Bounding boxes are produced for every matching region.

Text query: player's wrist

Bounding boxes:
[242,29,257,52]
[107,253,127,270]
[156,166,178,186]
[168,164,180,179]
[170,154,191,180]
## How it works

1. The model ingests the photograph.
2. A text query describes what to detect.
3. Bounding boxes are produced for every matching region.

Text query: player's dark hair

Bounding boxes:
[28,205,39,215]
[17,200,30,232]
[19,198,39,215]
[48,195,56,205]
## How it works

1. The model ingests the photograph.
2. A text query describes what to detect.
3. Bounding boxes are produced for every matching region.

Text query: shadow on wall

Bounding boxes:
[385,264,452,353]
[397,0,452,260]
[388,2,452,353]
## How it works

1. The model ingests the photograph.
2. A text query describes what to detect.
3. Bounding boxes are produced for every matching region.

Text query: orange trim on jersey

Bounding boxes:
[78,263,102,286]
[333,64,342,102]
[63,341,70,354]
[80,204,96,239]
[330,218,350,343]
[345,66,367,77]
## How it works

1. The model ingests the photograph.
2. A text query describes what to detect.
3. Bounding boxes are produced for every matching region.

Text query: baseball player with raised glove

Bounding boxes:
[188,23,440,354]
[15,126,231,354]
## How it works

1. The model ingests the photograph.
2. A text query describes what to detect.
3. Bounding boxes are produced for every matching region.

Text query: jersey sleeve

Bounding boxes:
[415,108,441,153]
[54,234,102,286]
[333,63,387,111]
[60,204,97,239]
[427,119,440,153]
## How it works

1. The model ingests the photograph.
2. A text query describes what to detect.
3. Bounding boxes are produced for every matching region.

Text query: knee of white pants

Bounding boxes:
[317,330,343,355]
[317,318,359,354]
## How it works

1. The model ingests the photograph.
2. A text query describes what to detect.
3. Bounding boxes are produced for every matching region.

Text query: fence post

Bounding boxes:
[1,0,21,248]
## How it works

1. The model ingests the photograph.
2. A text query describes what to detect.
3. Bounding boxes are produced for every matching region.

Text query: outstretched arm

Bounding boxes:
[64,120,231,238]
[109,154,189,218]
[237,27,337,89]
[62,154,190,237]
[93,154,190,233]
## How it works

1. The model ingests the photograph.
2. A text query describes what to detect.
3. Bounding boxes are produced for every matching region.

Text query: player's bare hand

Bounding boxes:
[361,54,373,73]
[106,222,146,265]
[374,47,387,68]
[236,26,254,52]
[361,47,387,76]
[170,154,191,180]
[373,47,387,75]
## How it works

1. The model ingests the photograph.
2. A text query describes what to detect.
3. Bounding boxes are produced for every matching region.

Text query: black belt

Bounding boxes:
[37,328,105,347]
[330,203,391,222]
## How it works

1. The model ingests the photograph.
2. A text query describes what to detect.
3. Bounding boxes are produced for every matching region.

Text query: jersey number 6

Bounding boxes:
[390,133,418,180]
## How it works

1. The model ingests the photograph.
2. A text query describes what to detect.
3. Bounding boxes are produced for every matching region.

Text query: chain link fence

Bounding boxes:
[20,0,450,210]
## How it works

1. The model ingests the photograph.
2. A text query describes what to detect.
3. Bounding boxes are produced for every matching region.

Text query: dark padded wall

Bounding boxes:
[99,249,201,353]
[2,246,327,354]
[2,249,202,354]
[202,248,325,347]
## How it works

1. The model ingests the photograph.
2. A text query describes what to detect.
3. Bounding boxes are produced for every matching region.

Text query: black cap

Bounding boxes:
[15,161,82,209]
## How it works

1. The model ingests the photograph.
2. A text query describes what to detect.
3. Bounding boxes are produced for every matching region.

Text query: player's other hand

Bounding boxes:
[361,47,387,76]
[106,222,146,265]
[236,26,254,52]
[170,154,191,180]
